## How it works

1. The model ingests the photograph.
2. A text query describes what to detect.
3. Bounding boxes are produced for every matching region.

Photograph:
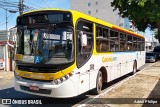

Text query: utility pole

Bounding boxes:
[5,9,8,31]
[19,0,23,15]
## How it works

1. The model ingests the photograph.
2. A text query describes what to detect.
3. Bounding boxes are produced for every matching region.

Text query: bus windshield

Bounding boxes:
[17,27,74,64]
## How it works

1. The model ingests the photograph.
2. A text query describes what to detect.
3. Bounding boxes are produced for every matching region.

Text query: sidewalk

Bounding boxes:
[83,62,160,107]
[0,70,14,80]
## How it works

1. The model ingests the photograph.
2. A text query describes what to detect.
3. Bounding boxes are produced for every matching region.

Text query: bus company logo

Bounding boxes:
[102,57,117,63]
[2,99,11,104]
[1,99,42,105]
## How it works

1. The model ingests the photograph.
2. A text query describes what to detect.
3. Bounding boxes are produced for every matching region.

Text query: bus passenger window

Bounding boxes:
[96,25,109,52]
[96,40,102,52]
[103,28,109,38]
[133,37,137,51]
[120,33,127,51]
[141,38,145,51]
[110,30,119,52]
[138,38,141,51]
[127,35,133,51]
[96,26,102,37]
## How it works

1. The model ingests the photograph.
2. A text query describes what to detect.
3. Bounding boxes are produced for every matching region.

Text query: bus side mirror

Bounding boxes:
[81,34,87,47]
[7,36,14,48]
[8,27,17,48]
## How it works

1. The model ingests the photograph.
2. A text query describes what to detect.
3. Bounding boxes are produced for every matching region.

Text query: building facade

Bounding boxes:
[0,30,13,71]
[70,0,130,29]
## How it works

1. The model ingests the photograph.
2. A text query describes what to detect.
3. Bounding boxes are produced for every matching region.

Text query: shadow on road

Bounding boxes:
[142,79,160,107]
[0,87,38,98]
[101,72,134,91]
[0,87,89,107]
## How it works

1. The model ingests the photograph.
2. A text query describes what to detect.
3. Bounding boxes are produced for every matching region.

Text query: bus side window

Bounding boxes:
[127,35,133,51]
[96,26,102,37]
[96,40,102,52]
[141,38,145,51]
[133,37,138,51]
[110,30,119,52]
[96,25,109,52]
[138,38,141,51]
[120,33,127,51]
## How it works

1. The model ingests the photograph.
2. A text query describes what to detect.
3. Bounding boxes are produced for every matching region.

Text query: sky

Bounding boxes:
[0,0,154,41]
[0,0,70,30]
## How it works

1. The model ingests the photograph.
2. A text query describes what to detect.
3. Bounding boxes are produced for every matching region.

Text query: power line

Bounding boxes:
[0,1,19,5]
[0,0,19,7]
[0,4,18,8]
[41,0,50,8]
[0,17,6,24]
[3,0,19,3]
[0,22,6,26]
[0,13,12,24]
[0,0,51,15]
[23,4,37,12]
[24,1,44,9]
[8,13,17,23]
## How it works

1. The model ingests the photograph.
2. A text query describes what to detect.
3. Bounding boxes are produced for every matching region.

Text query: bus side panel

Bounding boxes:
[78,72,90,94]
[76,61,91,94]
[78,55,109,91]
[137,51,145,69]
[77,51,145,95]
[91,54,118,83]
[118,53,128,76]
[122,52,134,75]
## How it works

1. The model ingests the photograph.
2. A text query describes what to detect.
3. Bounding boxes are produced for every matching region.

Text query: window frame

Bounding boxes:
[88,11,91,15]
[88,3,91,7]
[119,33,127,51]
[76,19,94,68]
[96,24,110,52]
[109,29,119,52]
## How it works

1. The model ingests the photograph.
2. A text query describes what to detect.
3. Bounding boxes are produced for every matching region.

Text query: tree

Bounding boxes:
[153,29,158,40]
[111,0,160,43]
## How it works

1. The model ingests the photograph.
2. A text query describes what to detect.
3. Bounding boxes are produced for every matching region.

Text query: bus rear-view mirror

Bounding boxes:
[81,34,87,47]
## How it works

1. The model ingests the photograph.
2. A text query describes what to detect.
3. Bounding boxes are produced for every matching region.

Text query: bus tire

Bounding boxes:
[132,61,137,74]
[93,71,103,95]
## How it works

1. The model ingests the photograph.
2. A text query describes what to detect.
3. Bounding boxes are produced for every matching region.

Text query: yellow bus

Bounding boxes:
[13,9,145,98]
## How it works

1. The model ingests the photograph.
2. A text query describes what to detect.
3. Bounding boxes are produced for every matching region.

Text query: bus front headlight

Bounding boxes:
[53,71,74,85]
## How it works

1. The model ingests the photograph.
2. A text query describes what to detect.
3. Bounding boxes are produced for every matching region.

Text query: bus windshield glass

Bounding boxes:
[17,27,74,64]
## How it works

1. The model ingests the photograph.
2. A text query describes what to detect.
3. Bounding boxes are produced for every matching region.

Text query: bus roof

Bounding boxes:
[21,8,144,38]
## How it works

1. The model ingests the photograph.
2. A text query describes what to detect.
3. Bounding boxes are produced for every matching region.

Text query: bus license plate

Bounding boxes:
[29,86,39,91]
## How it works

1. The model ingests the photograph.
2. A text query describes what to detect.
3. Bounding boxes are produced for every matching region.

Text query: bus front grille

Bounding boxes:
[17,65,58,73]
[21,77,53,82]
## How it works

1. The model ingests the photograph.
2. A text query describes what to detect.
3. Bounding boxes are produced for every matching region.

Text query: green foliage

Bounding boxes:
[153,29,158,40]
[111,0,160,32]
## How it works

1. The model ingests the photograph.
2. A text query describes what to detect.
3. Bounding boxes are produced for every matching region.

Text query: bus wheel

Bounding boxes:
[95,71,103,94]
[132,61,137,74]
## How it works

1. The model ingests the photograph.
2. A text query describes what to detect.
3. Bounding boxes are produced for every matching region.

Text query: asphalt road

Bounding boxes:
[0,78,88,107]
[0,62,153,107]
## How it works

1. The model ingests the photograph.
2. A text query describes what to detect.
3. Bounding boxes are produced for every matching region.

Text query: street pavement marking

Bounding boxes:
[77,62,158,107]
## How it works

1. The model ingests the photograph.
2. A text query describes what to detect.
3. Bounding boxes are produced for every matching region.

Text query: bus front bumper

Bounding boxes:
[14,77,78,98]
